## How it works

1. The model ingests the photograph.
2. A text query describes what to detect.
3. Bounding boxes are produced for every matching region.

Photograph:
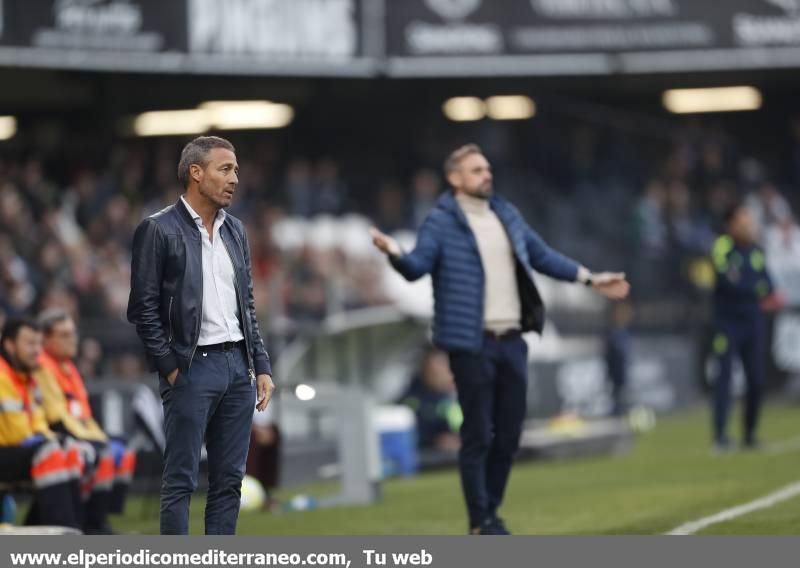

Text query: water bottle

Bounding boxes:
[282,494,319,512]
[0,495,16,526]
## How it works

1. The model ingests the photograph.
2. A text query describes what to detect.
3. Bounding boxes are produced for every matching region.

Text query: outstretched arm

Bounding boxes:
[526,224,629,300]
[371,216,442,281]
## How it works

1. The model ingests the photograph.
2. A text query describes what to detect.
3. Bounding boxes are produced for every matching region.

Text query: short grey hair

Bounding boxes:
[444,144,483,176]
[177,136,235,189]
[38,308,72,335]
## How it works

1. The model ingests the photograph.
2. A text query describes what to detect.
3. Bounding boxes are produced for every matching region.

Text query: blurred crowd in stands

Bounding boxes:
[1,117,799,380]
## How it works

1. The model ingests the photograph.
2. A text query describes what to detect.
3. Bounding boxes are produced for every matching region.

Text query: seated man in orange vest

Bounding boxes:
[34,310,136,533]
[0,317,82,529]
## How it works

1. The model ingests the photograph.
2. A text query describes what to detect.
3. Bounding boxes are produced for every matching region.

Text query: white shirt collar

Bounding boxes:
[180,195,226,231]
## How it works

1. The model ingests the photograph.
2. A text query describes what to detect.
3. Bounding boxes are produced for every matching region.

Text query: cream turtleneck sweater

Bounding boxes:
[455,193,521,333]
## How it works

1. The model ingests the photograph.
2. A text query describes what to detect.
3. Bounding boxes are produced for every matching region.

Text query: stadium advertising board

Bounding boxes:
[188,0,358,61]
[0,0,186,70]
[0,0,374,76]
[386,0,800,75]
[2,0,800,76]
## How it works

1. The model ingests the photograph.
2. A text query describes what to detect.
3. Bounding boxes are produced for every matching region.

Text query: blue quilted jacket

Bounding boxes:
[390,191,579,352]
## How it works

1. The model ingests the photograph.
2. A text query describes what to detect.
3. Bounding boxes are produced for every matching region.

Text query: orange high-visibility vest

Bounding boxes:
[38,351,92,421]
[0,356,53,446]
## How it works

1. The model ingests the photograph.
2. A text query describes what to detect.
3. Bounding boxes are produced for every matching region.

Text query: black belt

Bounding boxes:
[197,340,245,352]
[484,329,521,340]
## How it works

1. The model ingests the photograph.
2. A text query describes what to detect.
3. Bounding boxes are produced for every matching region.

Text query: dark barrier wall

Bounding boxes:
[528,335,701,418]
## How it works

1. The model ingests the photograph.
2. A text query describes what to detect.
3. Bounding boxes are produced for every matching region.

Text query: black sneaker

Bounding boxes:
[469,518,504,535]
[490,516,511,535]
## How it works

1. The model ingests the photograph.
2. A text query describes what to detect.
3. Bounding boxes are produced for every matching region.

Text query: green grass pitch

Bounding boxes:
[111,403,800,535]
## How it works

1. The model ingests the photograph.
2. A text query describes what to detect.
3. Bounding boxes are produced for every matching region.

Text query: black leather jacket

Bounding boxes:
[127,199,271,379]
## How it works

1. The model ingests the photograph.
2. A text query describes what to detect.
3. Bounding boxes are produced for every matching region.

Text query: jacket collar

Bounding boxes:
[180,196,227,232]
[174,196,230,233]
[175,196,198,230]
[437,190,505,226]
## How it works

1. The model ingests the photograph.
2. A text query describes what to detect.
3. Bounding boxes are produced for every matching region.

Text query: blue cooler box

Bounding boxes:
[375,405,418,478]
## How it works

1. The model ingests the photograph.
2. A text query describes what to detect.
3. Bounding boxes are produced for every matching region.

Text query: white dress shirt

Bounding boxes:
[180,196,244,345]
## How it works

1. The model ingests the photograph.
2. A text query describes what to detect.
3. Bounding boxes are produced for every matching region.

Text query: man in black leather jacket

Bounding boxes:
[127,135,274,535]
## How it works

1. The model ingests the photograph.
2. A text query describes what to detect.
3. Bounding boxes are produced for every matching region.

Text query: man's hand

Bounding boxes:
[369,227,402,258]
[167,368,179,386]
[591,272,631,300]
[761,292,785,313]
[256,374,275,411]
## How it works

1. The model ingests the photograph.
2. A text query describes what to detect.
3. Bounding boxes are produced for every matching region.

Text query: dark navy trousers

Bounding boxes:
[448,334,529,529]
[713,317,766,446]
[159,345,255,535]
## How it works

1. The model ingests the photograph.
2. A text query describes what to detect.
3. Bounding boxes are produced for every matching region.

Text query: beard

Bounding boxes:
[467,182,492,199]
[10,355,36,373]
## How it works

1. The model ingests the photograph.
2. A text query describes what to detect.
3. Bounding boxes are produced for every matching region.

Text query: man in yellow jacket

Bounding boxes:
[35,310,137,533]
[0,317,81,529]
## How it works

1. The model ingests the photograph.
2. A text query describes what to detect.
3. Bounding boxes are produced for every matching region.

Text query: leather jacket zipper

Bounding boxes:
[188,237,203,372]
[221,232,255,378]
[188,306,202,372]
[167,296,174,343]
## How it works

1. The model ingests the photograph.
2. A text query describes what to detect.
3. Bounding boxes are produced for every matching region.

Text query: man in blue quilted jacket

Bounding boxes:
[371,144,629,535]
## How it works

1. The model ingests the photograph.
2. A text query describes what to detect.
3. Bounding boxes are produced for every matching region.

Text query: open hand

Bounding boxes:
[761,293,785,313]
[591,272,630,300]
[369,227,401,257]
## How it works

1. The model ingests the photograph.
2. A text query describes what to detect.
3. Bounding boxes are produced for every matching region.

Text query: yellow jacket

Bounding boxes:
[0,356,55,446]
[34,352,107,443]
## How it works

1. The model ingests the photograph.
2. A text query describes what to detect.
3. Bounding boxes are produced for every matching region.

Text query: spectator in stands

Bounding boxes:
[285,245,329,321]
[0,185,37,258]
[284,158,315,218]
[1,118,799,379]
[76,337,104,380]
[374,181,412,233]
[312,157,349,216]
[666,180,714,257]
[694,137,728,193]
[745,181,793,242]
[764,216,800,306]
[0,234,36,317]
[765,215,800,260]
[605,301,634,417]
[246,405,282,511]
[400,347,461,452]
[633,180,668,257]
[705,180,737,233]
[411,169,442,230]
[285,157,349,217]
[665,180,714,293]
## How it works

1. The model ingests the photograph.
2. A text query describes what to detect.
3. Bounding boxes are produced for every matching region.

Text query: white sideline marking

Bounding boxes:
[666,481,800,535]
[766,436,800,455]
